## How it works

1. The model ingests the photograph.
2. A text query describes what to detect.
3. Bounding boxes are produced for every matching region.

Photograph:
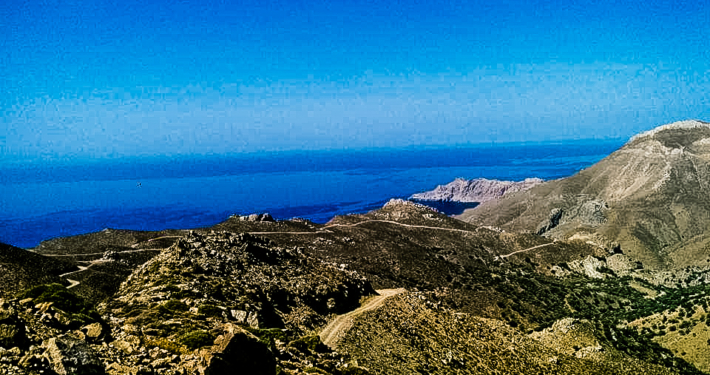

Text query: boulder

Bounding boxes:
[0,305,27,349]
[43,335,105,374]
[82,322,103,342]
[199,324,275,375]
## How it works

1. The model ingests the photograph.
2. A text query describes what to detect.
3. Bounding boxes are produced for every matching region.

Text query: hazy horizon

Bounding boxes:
[2,1,709,161]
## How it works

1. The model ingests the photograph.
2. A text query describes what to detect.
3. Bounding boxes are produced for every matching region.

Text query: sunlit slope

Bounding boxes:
[459,120,710,269]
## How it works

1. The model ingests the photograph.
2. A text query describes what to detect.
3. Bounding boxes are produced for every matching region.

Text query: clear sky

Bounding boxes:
[2,0,709,161]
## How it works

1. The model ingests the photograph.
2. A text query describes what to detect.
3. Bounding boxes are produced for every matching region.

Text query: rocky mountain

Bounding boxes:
[459,120,710,270]
[410,177,544,203]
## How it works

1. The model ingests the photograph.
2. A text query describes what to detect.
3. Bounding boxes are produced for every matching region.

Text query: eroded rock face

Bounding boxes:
[44,335,105,375]
[460,120,710,269]
[411,178,544,203]
[536,208,563,235]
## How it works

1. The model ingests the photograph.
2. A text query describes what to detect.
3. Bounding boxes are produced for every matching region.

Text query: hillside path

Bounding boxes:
[66,279,81,289]
[319,288,406,349]
[324,219,480,234]
[499,242,555,259]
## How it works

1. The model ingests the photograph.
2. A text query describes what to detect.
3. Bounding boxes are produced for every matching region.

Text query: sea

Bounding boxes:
[0,140,625,248]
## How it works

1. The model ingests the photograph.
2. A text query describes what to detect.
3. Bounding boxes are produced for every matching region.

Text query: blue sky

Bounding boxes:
[2,0,709,160]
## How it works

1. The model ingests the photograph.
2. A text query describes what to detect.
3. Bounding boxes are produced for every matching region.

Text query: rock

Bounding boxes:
[568,256,607,279]
[0,306,27,349]
[103,251,119,261]
[230,310,247,324]
[43,335,105,374]
[536,208,563,235]
[239,213,275,222]
[18,346,53,372]
[106,362,153,375]
[198,324,275,375]
[54,310,73,328]
[113,336,140,354]
[71,330,87,341]
[410,177,543,203]
[82,323,103,341]
[576,200,608,226]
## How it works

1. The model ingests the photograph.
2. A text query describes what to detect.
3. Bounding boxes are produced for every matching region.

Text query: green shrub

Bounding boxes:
[339,366,370,375]
[197,304,223,317]
[158,299,189,315]
[289,335,329,354]
[253,328,287,352]
[17,283,95,316]
[178,330,215,350]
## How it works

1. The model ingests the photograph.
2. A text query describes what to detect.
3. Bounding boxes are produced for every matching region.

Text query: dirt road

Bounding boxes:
[499,242,555,259]
[319,288,406,349]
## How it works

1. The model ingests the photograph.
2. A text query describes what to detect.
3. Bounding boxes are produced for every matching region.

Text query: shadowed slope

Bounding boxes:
[0,242,77,297]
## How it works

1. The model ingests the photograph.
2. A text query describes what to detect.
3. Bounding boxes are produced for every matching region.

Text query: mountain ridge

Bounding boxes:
[458,119,710,270]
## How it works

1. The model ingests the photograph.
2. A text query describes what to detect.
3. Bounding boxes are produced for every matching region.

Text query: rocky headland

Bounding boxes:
[410,177,544,203]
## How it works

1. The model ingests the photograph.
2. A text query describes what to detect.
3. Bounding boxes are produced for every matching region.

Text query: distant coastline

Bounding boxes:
[0,139,624,248]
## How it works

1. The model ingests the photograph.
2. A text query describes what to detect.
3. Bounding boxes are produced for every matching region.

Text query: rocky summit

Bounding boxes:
[4,120,710,374]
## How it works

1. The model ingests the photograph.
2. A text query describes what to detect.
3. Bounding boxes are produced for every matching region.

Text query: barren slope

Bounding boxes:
[459,120,710,270]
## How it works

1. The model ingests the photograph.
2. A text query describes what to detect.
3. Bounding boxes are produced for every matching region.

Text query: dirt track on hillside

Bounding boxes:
[319,288,406,348]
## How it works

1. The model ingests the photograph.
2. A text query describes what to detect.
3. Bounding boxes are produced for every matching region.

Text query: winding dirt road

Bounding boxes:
[319,288,406,349]
[325,219,478,234]
[498,242,555,259]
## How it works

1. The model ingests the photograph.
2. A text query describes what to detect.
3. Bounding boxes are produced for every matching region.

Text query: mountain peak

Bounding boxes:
[628,119,710,147]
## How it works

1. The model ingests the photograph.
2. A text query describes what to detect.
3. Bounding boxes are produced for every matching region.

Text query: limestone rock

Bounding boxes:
[44,335,105,374]
[411,177,543,203]
[568,256,607,279]
[82,322,103,342]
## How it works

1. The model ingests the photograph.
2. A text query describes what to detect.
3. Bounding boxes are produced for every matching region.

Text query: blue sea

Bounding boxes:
[0,140,624,248]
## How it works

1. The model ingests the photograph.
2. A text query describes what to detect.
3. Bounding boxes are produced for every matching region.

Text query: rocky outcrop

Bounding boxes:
[0,302,27,350]
[44,335,105,375]
[411,177,543,203]
[99,230,375,374]
[536,208,563,235]
[230,213,275,222]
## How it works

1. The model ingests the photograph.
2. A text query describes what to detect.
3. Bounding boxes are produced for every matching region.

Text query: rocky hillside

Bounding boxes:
[338,292,689,374]
[99,230,374,374]
[411,177,543,203]
[459,120,710,270]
